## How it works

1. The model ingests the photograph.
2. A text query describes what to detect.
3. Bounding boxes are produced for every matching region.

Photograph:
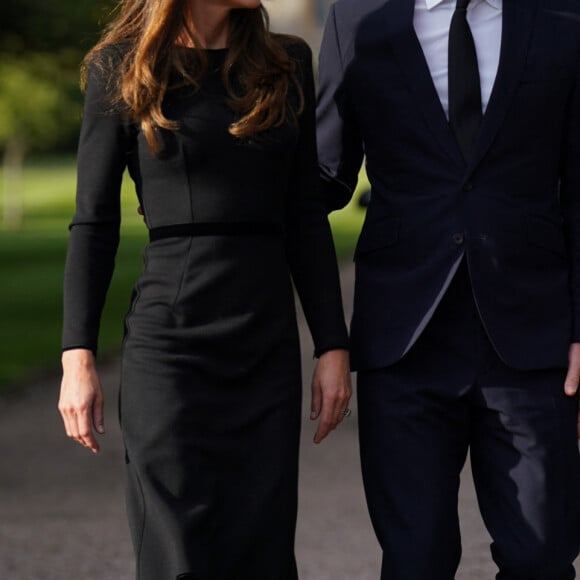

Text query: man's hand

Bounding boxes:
[310,349,352,444]
[564,342,580,438]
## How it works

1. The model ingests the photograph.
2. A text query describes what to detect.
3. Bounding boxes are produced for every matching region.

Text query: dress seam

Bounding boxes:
[172,236,195,312]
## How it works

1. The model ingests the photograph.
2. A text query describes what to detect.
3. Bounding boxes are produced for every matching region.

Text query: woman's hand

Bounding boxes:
[59,349,105,454]
[310,349,352,444]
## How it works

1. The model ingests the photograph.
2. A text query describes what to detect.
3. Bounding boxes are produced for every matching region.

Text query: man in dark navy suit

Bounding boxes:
[317,1,580,578]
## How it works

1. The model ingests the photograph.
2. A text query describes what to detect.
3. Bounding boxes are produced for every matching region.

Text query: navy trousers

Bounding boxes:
[358,262,580,580]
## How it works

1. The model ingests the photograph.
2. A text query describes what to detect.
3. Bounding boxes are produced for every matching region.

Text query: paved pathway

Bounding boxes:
[0,262,577,579]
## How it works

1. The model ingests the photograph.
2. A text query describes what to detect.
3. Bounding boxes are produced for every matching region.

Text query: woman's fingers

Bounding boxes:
[59,398,98,452]
[310,381,322,420]
[59,349,104,454]
[314,399,337,443]
[313,388,351,443]
[93,388,105,435]
[77,405,100,453]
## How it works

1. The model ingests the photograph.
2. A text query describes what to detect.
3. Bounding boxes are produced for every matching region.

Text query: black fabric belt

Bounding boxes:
[149,222,284,242]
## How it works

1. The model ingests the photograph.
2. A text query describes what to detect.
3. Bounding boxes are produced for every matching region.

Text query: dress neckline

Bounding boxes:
[175,45,229,53]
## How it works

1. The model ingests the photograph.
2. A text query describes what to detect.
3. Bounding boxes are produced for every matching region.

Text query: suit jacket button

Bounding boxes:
[452,233,465,245]
[463,182,474,192]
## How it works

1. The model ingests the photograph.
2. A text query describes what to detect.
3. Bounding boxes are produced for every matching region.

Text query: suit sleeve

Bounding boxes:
[561,55,580,342]
[62,51,131,354]
[316,3,364,212]
[285,40,349,356]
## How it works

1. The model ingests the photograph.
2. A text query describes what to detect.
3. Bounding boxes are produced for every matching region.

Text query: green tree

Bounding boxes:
[0,1,116,53]
[0,54,81,228]
[0,0,116,229]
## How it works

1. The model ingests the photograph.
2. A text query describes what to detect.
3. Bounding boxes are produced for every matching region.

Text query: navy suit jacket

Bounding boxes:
[317,0,580,372]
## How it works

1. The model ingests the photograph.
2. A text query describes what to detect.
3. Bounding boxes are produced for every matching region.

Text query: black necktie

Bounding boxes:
[448,0,483,160]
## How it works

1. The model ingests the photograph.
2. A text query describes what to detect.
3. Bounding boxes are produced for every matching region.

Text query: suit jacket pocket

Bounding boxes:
[525,214,567,257]
[354,216,400,260]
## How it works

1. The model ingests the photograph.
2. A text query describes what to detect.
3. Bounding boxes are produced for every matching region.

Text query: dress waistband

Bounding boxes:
[149,222,284,242]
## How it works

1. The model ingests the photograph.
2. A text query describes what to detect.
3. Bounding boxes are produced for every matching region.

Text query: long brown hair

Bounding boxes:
[83,1,303,153]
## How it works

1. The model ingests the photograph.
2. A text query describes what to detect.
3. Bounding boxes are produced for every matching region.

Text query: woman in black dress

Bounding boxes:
[58,1,351,578]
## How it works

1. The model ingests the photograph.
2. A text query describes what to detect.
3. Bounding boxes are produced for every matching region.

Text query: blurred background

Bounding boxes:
[0,0,367,390]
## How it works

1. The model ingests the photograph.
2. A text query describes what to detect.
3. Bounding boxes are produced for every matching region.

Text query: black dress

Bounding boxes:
[62,39,348,580]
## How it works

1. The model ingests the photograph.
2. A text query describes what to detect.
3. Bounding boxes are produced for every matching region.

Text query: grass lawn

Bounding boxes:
[0,156,367,388]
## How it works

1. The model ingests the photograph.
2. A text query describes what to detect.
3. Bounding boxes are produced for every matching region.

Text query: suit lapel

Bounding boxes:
[375,0,538,170]
[383,0,465,166]
[468,0,538,172]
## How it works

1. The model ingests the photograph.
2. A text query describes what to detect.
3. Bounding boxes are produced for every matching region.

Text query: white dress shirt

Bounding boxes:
[413,0,503,116]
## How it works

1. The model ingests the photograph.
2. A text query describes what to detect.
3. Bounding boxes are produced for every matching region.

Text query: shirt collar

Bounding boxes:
[424,0,502,10]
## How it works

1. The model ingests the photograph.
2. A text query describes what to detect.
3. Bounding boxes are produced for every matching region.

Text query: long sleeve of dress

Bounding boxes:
[62,52,131,353]
[285,41,349,356]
